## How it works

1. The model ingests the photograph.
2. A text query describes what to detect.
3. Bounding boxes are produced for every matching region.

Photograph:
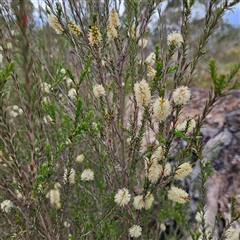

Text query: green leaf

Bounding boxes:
[167,65,178,74]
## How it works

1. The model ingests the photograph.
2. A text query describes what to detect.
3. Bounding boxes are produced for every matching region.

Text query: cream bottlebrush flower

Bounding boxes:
[144,192,154,210]
[68,88,77,100]
[68,21,81,35]
[153,98,171,121]
[109,9,120,28]
[167,31,183,46]
[152,146,165,161]
[64,221,71,228]
[114,188,131,206]
[7,43,12,49]
[129,225,142,238]
[88,26,102,46]
[195,211,206,223]
[133,195,144,210]
[148,163,161,183]
[81,169,94,181]
[147,66,156,79]
[48,14,64,34]
[107,25,118,41]
[138,38,148,49]
[226,226,240,240]
[15,190,23,200]
[93,84,106,98]
[145,52,155,66]
[66,77,74,88]
[60,68,66,74]
[128,26,139,38]
[167,186,189,204]
[54,182,61,190]
[134,79,151,107]
[41,82,51,93]
[63,168,76,184]
[49,189,61,209]
[172,86,191,105]
[175,162,192,179]
[161,162,171,177]
[1,200,14,213]
[0,53,3,63]
[9,110,18,118]
[76,154,85,163]
[179,118,196,133]
[160,223,166,231]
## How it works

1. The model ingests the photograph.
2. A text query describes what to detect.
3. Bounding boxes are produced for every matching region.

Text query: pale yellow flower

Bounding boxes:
[76,154,85,163]
[129,225,142,238]
[144,192,154,210]
[134,79,151,106]
[138,38,148,48]
[107,25,118,41]
[172,86,191,105]
[152,146,165,161]
[167,31,183,46]
[1,200,13,213]
[88,26,102,46]
[68,21,81,35]
[114,188,131,206]
[48,14,64,34]
[147,66,156,79]
[63,168,76,184]
[145,52,155,66]
[175,162,192,179]
[133,195,144,210]
[68,88,77,100]
[49,189,61,209]
[109,9,120,28]
[167,186,189,204]
[153,98,171,121]
[81,169,94,181]
[93,84,106,98]
[148,163,161,183]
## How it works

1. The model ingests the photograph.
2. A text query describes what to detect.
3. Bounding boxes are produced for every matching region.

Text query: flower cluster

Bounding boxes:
[145,157,171,183]
[114,188,131,206]
[48,186,61,209]
[76,154,85,163]
[68,21,81,35]
[175,162,192,179]
[167,186,189,204]
[81,169,94,181]
[147,66,156,79]
[145,52,155,66]
[134,79,151,106]
[93,84,106,98]
[138,38,148,49]
[63,168,76,184]
[177,118,196,134]
[129,225,142,238]
[1,200,13,213]
[133,192,154,210]
[172,86,191,105]
[68,88,77,100]
[107,25,118,41]
[88,26,102,46]
[153,98,171,121]
[9,105,23,118]
[167,31,183,46]
[109,9,120,28]
[47,14,64,34]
